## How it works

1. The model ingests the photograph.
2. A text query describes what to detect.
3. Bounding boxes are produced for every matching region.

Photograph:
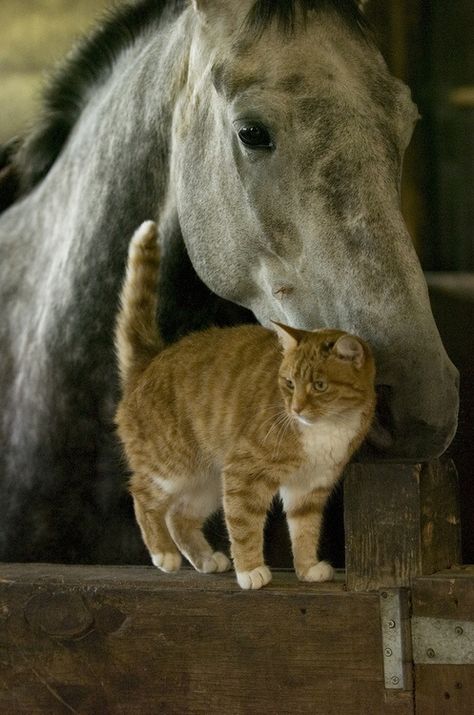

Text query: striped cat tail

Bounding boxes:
[115,220,163,390]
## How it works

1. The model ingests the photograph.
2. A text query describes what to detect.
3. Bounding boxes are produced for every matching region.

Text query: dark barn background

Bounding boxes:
[0,0,473,561]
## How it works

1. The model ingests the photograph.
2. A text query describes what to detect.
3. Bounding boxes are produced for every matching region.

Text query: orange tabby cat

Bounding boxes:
[115,221,376,589]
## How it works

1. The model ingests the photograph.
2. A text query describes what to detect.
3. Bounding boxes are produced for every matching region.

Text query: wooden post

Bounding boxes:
[344,460,462,592]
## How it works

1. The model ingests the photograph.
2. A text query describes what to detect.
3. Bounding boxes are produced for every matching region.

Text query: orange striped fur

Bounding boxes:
[115,221,376,589]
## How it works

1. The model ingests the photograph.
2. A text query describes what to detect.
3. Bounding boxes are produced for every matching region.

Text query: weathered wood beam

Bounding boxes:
[0,564,414,714]
[344,460,462,591]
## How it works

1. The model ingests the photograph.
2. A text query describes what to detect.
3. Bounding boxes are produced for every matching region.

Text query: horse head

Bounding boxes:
[170,0,458,460]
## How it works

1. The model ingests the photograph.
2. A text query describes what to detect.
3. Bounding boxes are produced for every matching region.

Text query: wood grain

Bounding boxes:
[412,568,474,714]
[415,666,474,715]
[344,460,461,591]
[412,566,474,622]
[0,563,413,714]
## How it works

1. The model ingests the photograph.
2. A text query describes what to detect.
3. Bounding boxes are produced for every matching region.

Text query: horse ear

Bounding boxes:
[333,335,366,368]
[271,321,306,352]
[191,0,228,18]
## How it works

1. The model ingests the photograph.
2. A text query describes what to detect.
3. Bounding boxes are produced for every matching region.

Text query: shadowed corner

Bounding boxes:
[0,137,20,212]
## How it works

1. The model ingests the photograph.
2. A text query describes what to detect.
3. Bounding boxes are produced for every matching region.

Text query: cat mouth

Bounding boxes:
[294,414,314,427]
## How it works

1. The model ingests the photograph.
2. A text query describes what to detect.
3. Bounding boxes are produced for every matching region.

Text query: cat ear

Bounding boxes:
[271,321,305,352]
[333,335,365,368]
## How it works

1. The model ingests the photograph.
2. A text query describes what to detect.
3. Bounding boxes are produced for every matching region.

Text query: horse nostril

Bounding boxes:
[272,285,294,300]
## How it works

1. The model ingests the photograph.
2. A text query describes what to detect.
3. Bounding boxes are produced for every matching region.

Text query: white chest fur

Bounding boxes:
[281,413,362,502]
[299,413,361,468]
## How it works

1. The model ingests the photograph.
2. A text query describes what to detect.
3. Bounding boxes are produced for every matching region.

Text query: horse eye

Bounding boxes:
[313,380,327,392]
[238,124,273,149]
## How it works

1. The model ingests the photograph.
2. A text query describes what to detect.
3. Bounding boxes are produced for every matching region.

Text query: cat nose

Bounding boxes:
[293,404,304,415]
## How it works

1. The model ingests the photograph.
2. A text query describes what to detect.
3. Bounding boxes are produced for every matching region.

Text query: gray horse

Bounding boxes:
[0,0,458,563]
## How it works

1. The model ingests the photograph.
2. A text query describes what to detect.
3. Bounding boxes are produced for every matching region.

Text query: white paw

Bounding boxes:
[151,552,182,573]
[212,552,232,573]
[299,560,334,583]
[198,552,232,574]
[236,565,272,590]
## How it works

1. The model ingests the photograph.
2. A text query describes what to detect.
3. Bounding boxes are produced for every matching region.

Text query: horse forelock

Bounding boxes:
[244,0,369,39]
[2,0,185,213]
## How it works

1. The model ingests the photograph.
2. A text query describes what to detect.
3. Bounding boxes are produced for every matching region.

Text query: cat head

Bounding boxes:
[272,322,376,426]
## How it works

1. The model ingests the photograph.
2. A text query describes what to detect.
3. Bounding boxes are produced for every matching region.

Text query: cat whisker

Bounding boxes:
[273,413,294,459]
[260,407,286,425]
[257,402,286,415]
[274,417,292,459]
[262,411,288,445]
[262,412,287,439]
[259,415,286,441]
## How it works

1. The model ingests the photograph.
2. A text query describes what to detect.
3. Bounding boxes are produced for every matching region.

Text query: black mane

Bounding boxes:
[10,0,183,200]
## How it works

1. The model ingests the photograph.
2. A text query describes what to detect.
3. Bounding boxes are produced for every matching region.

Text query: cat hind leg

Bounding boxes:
[132,491,182,573]
[167,506,231,574]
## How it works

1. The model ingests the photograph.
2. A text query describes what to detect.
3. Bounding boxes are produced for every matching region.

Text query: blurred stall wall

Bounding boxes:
[366,1,429,258]
[367,0,474,270]
[0,0,110,144]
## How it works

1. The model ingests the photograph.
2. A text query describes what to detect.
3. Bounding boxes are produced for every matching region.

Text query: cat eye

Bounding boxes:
[285,378,294,390]
[313,379,328,392]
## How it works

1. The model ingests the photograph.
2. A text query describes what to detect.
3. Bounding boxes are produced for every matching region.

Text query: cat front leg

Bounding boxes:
[223,464,278,590]
[281,485,334,583]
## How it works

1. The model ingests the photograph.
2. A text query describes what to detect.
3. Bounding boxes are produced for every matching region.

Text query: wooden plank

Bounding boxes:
[344,460,461,591]
[412,566,474,621]
[412,567,474,714]
[0,563,413,714]
[416,666,474,715]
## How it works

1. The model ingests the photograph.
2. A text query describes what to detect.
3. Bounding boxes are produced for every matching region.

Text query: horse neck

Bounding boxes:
[15,11,190,262]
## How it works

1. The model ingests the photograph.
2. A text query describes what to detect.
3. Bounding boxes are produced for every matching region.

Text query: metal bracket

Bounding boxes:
[412,617,474,665]
[379,589,411,690]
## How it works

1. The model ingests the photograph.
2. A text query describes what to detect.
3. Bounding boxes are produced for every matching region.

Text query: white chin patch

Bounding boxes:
[297,415,314,426]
